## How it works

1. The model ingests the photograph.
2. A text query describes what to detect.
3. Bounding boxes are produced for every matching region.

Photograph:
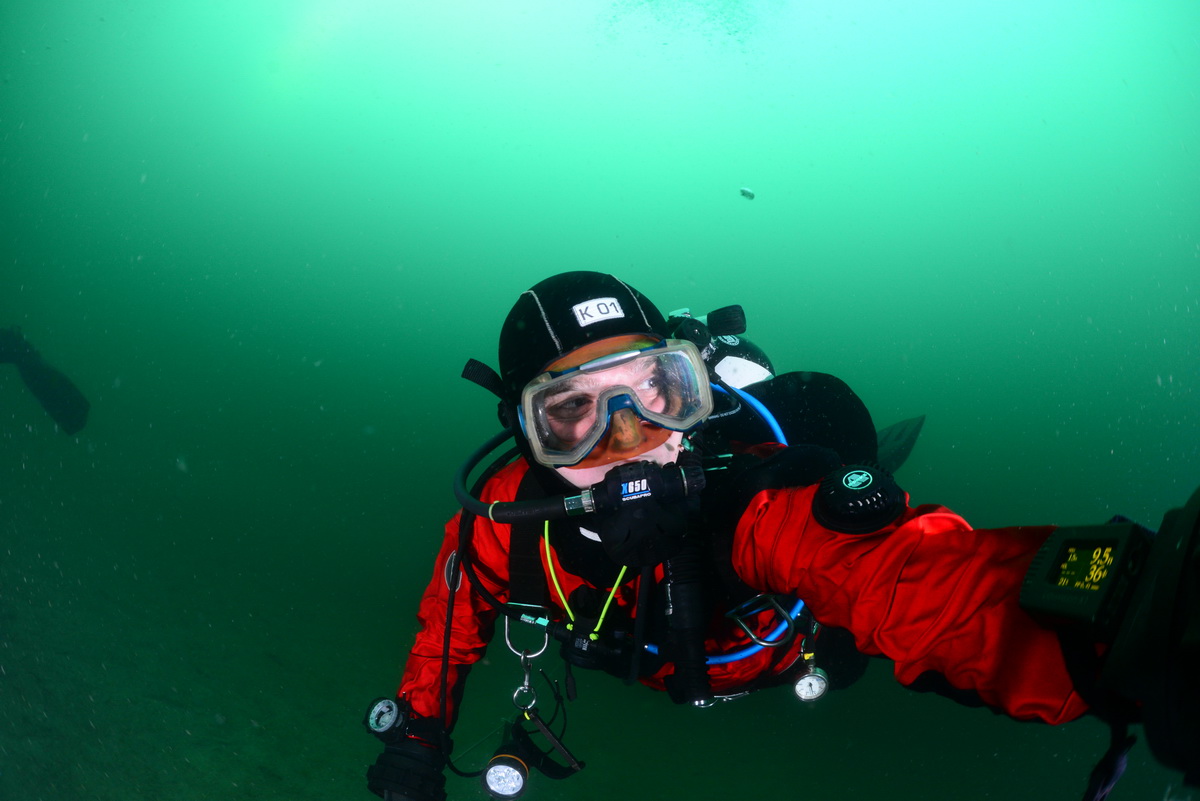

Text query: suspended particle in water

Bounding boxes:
[739,187,755,200]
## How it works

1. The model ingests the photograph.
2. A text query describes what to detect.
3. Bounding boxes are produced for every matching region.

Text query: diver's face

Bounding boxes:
[546,335,683,487]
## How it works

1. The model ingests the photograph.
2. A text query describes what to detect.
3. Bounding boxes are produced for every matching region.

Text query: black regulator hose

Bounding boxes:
[453,431,577,522]
[450,430,573,627]
[453,430,704,525]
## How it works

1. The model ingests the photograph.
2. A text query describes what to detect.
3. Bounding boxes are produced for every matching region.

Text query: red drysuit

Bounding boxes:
[398,457,1089,729]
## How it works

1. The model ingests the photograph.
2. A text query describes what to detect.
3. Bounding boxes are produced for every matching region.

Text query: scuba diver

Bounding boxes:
[0,327,89,435]
[363,271,1199,801]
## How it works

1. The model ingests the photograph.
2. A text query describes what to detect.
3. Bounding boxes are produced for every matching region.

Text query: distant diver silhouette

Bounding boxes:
[0,327,90,435]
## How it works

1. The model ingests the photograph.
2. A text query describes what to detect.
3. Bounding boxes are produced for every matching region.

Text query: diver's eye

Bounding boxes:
[633,372,667,407]
[547,394,594,422]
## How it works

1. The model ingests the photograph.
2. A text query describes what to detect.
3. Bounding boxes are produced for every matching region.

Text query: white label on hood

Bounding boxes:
[572,297,625,327]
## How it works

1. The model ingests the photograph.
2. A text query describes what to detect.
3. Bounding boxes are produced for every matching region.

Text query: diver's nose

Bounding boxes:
[605,408,644,452]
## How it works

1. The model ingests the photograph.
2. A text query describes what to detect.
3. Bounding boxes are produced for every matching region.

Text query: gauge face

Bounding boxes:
[794,669,829,702]
[368,699,400,733]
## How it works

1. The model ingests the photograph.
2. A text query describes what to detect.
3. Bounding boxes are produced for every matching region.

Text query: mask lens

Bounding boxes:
[520,340,713,466]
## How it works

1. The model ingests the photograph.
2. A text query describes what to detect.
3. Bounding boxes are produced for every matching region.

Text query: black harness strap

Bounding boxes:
[508,470,550,608]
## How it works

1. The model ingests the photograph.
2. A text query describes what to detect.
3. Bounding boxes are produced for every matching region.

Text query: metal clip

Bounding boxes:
[726,594,796,648]
[512,652,538,710]
[503,607,549,660]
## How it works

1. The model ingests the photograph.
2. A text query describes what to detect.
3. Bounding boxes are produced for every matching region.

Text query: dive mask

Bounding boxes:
[519,339,714,467]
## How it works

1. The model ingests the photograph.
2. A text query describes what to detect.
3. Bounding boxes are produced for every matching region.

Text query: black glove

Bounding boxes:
[366,738,447,801]
[591,457,703,567]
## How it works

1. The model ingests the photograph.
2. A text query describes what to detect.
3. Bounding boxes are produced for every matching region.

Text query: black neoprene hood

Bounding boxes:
[497,271,670,401]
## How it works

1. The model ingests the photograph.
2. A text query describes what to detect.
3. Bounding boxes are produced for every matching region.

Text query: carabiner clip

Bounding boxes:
[512,651,538,710]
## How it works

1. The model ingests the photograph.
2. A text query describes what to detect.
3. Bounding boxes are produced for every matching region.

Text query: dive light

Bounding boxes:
[483,749,529,799]
[481,717,583,799]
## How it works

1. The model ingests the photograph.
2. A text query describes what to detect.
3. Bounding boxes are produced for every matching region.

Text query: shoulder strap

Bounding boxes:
[508,469,549,608]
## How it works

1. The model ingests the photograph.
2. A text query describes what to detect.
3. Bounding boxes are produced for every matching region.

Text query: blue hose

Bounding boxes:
[712,383,788,446]
[644,597,807,665]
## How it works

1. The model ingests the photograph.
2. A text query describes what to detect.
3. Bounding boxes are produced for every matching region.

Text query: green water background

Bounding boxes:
[2,1,1198,799]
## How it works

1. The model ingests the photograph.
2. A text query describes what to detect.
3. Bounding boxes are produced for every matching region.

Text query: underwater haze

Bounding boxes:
[2,1,1198,799]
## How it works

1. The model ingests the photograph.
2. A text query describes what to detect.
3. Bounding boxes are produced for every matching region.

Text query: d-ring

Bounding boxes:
[503,610,549,659]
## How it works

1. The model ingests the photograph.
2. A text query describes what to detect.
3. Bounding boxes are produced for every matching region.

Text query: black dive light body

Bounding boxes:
[482,719,582,799]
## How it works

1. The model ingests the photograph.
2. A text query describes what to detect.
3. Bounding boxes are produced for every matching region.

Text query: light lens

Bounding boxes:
[484,757,527,798]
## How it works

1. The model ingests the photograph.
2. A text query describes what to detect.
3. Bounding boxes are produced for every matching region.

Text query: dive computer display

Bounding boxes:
[1019,521,1151,640]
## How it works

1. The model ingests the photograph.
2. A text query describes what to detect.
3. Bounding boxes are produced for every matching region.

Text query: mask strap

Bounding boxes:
[462,358,506,399]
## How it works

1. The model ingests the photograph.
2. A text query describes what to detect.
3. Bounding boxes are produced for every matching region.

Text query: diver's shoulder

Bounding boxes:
[477,457,532,503]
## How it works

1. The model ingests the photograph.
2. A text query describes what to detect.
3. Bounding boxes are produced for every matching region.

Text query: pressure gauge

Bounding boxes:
[363,697,407,741]
[793,667,829,702]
